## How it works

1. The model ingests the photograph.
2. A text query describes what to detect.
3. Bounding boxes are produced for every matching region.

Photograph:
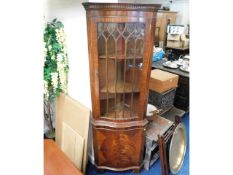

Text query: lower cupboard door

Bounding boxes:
[93,127,145,169]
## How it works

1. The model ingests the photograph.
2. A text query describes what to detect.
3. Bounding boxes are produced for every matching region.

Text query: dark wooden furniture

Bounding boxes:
[174,75,189,111]
[44,139,83,175]
[83,3,161,172]
[152,60,189,112]
[144,115,181,175]
[158,116,181,175]
[144,115,173,170]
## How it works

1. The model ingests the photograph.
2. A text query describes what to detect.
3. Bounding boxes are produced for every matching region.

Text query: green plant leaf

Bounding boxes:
[44,19,69,98]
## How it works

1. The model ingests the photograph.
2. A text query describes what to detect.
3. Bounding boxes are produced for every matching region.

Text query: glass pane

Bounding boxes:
[117,36,125,59]
[97,22,145,120]
[98,36,105,56]
[107,36,115,58]
[126,37,135,57]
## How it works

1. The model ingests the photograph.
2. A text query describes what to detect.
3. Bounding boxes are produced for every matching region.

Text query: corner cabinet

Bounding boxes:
[83,3,161,172]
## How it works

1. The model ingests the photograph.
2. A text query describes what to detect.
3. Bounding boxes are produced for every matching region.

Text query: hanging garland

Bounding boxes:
[44,19,69,101]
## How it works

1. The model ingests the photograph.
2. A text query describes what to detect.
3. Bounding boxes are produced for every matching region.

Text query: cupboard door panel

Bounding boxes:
[93,128,144,168]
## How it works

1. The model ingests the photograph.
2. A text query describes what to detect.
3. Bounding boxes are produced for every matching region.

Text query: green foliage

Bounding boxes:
[44,19,69,102]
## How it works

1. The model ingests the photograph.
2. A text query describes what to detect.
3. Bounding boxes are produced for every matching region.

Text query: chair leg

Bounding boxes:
[162,140,169,175]
[158,134,165,175]
[158,134,169,175]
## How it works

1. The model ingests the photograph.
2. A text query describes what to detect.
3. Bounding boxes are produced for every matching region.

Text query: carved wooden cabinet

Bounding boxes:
[83,3,161,172]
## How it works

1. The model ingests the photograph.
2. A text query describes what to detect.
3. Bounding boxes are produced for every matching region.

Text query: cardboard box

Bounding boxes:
[166,34,189,48]
[183,40,189,48]
[149,69,179,93]
[181,34,189,48]
[56,93,90,174]
[167,40,183,48]
[167,34,181,41]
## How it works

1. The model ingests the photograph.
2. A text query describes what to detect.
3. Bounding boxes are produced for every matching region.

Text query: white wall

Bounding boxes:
[170,0,189,26]
[46,0,91,109]
[45,0,118,110]
[119,0,189,26]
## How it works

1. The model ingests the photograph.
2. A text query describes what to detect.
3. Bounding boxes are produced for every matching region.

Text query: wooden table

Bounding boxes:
[151,60,189,78]
[44,139,83,175]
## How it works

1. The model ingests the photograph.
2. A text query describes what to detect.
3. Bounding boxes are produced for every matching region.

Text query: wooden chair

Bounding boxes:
[158,116,181,175]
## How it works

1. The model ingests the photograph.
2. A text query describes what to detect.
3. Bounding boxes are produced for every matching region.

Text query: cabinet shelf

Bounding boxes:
[100,93,115,100]
[101,110,138,120]
[101,102,138,120]
[99,55,143,60]
[100,81,139,93]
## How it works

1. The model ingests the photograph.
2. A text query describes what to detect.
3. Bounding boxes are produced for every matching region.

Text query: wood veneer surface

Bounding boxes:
[44,139,83,175]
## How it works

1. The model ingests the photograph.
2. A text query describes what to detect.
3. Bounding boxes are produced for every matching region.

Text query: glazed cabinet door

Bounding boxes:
[91,18,153,121]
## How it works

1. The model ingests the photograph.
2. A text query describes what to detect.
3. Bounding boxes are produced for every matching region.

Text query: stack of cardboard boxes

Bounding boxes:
[166,25,189,48]
[167,34,189,48]
[148,69,179,114]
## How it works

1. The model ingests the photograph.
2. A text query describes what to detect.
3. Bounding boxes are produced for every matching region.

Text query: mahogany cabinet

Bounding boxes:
[83,3,161,172]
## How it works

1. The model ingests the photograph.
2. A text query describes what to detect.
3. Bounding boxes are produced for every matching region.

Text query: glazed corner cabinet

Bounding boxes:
[83,3,161,172]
